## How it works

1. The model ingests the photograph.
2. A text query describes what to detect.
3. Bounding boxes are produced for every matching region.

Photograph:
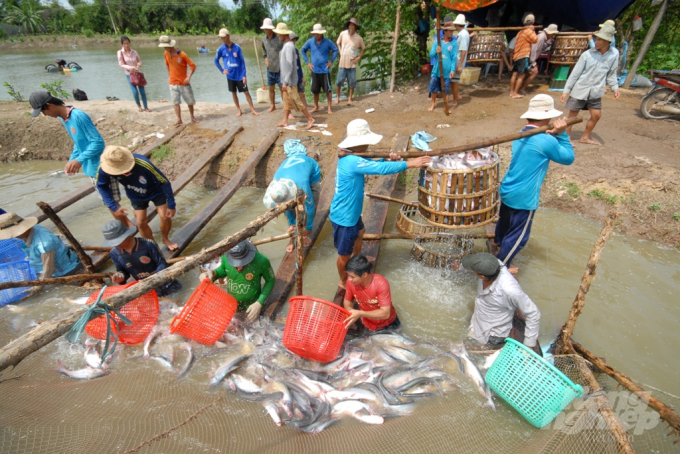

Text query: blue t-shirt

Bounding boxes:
[214,42,247,82]
[429,37,458,78]
[110,237,181,296]
[96,154,175,211]
[19,225,79,277]
[499,127,574,211]
[273,155,322,231]
[60,107,105,178]
[301,37,338,74]
[329,153,408,227]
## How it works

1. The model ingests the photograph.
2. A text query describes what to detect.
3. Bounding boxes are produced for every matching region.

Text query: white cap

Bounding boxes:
[338,119,383,149]
[520,94,563,120]
[452,14,466,26]
[218,28,229,38]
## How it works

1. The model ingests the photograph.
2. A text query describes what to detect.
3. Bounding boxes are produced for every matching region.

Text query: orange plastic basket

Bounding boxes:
[283,296,350,362]
[85,282,159,345]
[169,280,237,345]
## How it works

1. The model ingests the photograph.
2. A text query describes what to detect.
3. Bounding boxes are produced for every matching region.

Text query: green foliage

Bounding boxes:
[3,82,24,102]
[40,80,70,99]
[232,1,269,34]
[4,1,44,35]
[673,212,680,221]
[588,189,618,205]
[648,203,661,212]
[82,28,94,37]
[152,144,173,162]
[564,182,580,198]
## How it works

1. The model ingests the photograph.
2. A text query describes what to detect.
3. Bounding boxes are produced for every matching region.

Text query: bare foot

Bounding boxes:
[347,100,354,105]
[327,108,333,115]
[163,239,179,251]
[235,110,243,117]
[428,105,436,112]
[457,95,463,101]
[451,102,458,108]
[579,138,601,145]
[511,94,524,99]
[507,264,519,275]
[285,240,294,253]
[137,106,143,112]
[173,120,183,127]
[144,108,152,112]
[302,119,315,130]
[275,122,288,128]
[334,99,340,105]
[288,113,295,121]
[251,110,260,116]
[267,105,276,112]
[191,117,201,123]
[310,106,319,113]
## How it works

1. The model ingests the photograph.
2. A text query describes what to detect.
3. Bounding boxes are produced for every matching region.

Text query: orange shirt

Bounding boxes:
[513,28,538,61]
[164,50,196,86]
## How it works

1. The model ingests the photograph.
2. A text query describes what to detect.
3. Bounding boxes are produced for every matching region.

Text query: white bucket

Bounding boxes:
[256,87,269,104]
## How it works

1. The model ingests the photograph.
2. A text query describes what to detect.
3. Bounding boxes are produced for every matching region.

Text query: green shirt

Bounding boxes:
[213,252,275,311]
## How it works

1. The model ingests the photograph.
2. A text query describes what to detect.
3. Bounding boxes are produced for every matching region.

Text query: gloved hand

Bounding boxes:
[199,271,213,283]
[245,302,262,322]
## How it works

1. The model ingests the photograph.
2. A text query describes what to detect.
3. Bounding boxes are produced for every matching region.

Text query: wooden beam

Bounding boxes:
[163,129,280,259]
[362,232,494,240]
[0,272,112,291]
[295,190,305,296]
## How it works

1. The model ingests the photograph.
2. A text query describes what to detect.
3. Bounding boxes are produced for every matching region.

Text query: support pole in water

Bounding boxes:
[0,273,112,291]
[295,190,306,296]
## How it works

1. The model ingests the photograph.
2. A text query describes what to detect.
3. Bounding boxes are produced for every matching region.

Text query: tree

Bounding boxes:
[4,0,44,34]
[232,0,270,33]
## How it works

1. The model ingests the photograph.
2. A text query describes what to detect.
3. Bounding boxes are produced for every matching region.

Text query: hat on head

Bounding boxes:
[599,19,615,28]
[100,145,135,175]
[263,178,297,210]
[260,18,275,30]
[443,15,454,24]
[524,14,535,25]
[290,32,299,41]
[520,94,562,120]
[0,213,38,240]
[311,24,326,34]
[442,24,456,31]
[273,22,292,35]
[29,91,59,117]
[338,119,383,149]
[594,25,616,43]
[101,220,137,247]
[452,14,466,26]
[544,23,559,34]
[158,35,176,48]
[345,17,361,30]
[462,253,501,277]
[227,240,257,267]
[218,28,229,38]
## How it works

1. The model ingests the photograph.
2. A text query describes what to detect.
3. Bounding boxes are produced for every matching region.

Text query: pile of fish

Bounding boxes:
[429,148,498,171]
[53,299,497,433]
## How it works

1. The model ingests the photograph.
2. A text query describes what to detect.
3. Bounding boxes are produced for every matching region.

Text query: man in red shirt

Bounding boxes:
[343,254,400,331]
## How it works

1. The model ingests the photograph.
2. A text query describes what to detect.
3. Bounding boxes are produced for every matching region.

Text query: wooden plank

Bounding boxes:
[28,126,185,222]
[163,130,280,259]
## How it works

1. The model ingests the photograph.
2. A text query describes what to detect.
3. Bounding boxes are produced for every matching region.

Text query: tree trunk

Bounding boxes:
[623,0,668,88]
[0,273,111,291]
[390,3,401,93]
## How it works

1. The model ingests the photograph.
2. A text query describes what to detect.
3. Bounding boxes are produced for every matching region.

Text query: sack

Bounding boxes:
[73,88,88,101]
[129,71,147,87]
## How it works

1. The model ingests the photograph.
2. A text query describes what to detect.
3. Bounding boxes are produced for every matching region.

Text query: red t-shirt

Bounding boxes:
[345,274,397,331]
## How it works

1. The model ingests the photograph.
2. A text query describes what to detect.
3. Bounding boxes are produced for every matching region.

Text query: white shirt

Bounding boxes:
[564,47,619,101]
[456,28,470,70]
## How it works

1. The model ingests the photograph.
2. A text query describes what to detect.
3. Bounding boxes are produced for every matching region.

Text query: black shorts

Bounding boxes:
[131,194,167,211]
[311,73,332,94]
[228,79,248,93]
[512,57,530,75]
[565,96,602,111]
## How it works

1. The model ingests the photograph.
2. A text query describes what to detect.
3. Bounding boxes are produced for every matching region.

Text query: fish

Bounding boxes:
[262,380,294,417]
[209,354,252,387]
[177,343,195,380]
[231,374,262,394]
[326,387,380,403]
[371,333,417,347]
[381,345,423,364]
[263,402,282,427]
[142,326,161,359]
[394,377,444,397]
[54,359,107,380]
[450,342,496,411]
[67,296,89,305]
[482,349,501,371]
[84,339,107,370]
[331,400,384,425]
[151,355,175,372]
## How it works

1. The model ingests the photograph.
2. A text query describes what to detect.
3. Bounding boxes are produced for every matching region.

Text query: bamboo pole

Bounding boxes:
[362,232,494,240]
[338,117,583,158]
[556,212,618,354]
[253,36,266,88]
[37,202,99,277]
[365,193,418,207]
[295,190,305,296]
[624,0,668,89]
[472,26,544,32]
[0,273,112,291]
[436,8,450,116]
[389,3,401,93]
[0,198,298,373]
[82,246,112,252]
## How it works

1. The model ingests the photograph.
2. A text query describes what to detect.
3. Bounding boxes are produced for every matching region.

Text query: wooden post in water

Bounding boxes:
[0,273,112,291]
[295,190,306,296]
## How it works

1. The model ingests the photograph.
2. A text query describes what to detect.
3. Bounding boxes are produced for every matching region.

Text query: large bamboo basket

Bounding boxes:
[418,153,500,229]
[467,32,505,63]
[549,35,589,66]
[410,236,474,268]
[395,203,447,236]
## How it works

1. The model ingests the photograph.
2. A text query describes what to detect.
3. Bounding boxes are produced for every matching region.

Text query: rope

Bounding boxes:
[64,286,132,366]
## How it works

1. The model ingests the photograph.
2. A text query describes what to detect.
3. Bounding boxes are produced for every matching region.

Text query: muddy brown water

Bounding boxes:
[1,160,679,453]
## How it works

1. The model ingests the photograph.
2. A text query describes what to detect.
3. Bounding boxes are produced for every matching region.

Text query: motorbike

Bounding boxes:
[640,70,680,120]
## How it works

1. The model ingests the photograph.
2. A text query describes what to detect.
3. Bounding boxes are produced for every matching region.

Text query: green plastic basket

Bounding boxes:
[554,65,570,80]
[485,338,583,428]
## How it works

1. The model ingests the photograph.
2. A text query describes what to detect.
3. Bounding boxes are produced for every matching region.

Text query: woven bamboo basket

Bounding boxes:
[410,236,474,268]
[467,32,504,63]
[418,152,500,229]
[549,35,589,66]
[395,203,447,236]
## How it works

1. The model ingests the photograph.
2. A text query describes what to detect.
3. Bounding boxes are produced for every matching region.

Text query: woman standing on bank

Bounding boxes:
[117,36,151,112]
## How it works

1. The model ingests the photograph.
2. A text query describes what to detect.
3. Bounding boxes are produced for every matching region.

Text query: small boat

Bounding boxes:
[45,59,82,73]
[197,46,210,54]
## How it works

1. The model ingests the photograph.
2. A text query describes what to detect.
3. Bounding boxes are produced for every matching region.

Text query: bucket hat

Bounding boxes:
[0,213,38,240]
[544,24,559,35]
[345,18,361,30]
[227,240,257,267]
[260,18,275,30]
[311,24,326,34]
[524,14,535,25]
[29,91,60,117]
[273,23,292,35]
[462,252,501,277]
[158,35,176,48]
[101,145,135,175]
[263,179,297,210]
[594,25,616,43]
[290,32,299,41]
[520,94,562,120]
[218,28,230,38]
[599,20,615,28]
[452,14,466,26]
[338,119,383,149]
[101,220,138,247]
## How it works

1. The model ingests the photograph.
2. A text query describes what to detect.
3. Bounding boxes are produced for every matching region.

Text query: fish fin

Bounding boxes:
[482,400,497,412]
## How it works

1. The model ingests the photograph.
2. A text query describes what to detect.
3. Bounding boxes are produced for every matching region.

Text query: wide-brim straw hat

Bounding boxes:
[599,20,615,28]
[520,94,563,120]
[260,18,275,30]
[263,178,297,210]
[273,23,292,35]
[544,24,559,34]
[218,28,230,38]
[0,212,38,240]
[524,14,535,24]
[101,145,135,175]
[452,14,466,26]
[227,240,257,267]
[158,35,176,48]
[101,220,138,247]
[338,119,383,149]
[311,23,326,34]
[594,25,616,43]
[345,18,361,30]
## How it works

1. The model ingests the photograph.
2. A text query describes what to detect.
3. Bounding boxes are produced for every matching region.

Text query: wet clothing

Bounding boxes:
[429,37,458,78]
[301,37,338,74]
[564,47,619,101]
[19,225,80,278]
[214,42,247,82]
[331,217,364,256]
[213,252,275,312]
[494,202,535,267]
[60,107,106,178]
[329,153,407,228]
[262,34,283,73]
[164,50,196,86]
[110,237,182,297]
[96,154,175,212]
[345,273,398,331]
[272,155,322,232]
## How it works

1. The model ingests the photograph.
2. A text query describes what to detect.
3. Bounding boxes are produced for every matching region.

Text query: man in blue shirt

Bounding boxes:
[428,24,457,112]
[301,23,338,115]
[330,120,431,287]
[214,28,259,117]
[263,139,321,252]
[495,95,574,274]
[96,146,178,251]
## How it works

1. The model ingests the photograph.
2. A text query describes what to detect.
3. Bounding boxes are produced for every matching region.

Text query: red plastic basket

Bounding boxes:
[169,280,237,345]
[85,282,159,345]
[421,63,432,75]
[282,296,350,362]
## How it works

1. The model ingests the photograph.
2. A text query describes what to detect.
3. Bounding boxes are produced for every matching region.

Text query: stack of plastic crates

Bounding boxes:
[0,239,36,306]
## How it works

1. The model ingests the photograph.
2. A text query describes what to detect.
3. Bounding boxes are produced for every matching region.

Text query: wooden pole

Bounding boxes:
[556,212,618,355]
[624,0,668,89]
[82,246,112,252]
[254,36,266,88]
[0,198,298,372]
[362,232,494,240]
[0,273,112,291]
[365,193,418,207]
[295,190,305,296]
[338,117,584,158]
[36,202,99,277]
[436,8,450,115]
[472,26,544,32]
[389,3,401,93]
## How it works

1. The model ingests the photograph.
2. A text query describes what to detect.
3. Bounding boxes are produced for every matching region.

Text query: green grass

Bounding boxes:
[673,213,680,221]
[564,182,580,198]
[588,189,618,205]
[151,144,173,163]
[648,203,661,212]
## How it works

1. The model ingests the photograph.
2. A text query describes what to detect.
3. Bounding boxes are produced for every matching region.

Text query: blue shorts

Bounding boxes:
[336,67,357,89]
[267,71,281,87]
[331,217,365,256]
[429,76,451,94]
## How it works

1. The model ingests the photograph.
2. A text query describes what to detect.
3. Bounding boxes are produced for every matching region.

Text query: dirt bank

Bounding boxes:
[1,73,679,248]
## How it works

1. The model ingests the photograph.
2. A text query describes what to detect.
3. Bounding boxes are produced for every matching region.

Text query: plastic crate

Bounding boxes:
[548,78,567,92]
[170,280,237,345]
[85,282,159,345]
[459,67,481,86]
[554,66,570,80]
[0,239,28,264]
[0,260,37,306]
[486,338,584,428]
[282,296,350,362]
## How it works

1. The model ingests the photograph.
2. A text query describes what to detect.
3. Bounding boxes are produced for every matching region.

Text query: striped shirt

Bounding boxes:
[513,28,538,61]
